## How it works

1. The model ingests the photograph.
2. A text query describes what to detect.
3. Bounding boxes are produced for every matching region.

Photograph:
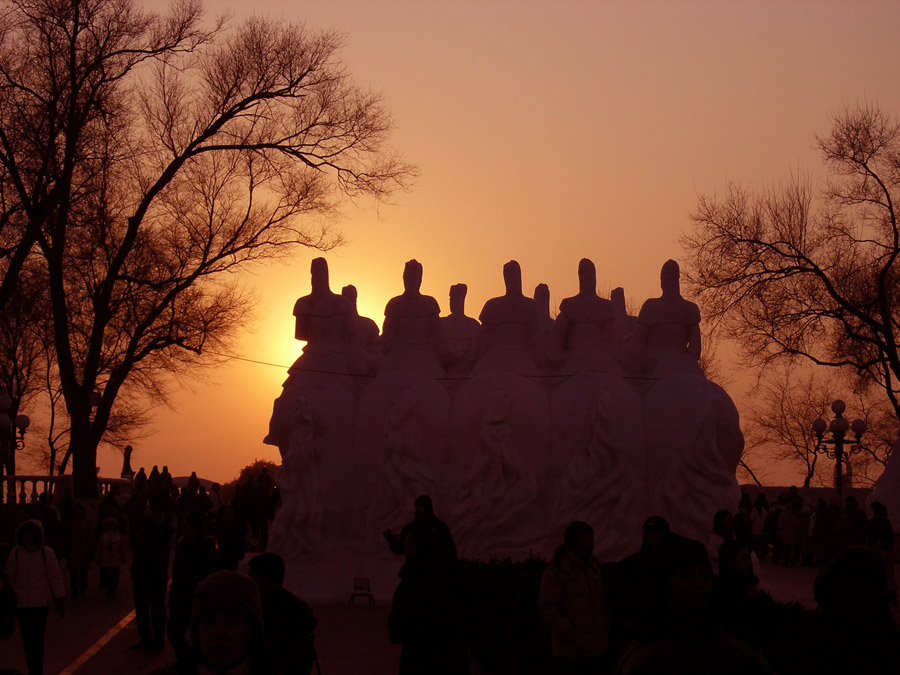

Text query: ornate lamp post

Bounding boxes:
[0,390,31,503]
[812,400,866,499]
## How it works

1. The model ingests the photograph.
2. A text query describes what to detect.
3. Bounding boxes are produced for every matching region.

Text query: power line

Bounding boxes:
[205,349,661,382]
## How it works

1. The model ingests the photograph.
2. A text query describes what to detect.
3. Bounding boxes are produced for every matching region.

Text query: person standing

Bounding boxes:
[65,503,93,598]
[96,517,127,598]
[168,511,217,656]
[384,494,457,565]
[130,505,173,650]
[4,520,66,675]
[388,527,469,675]
[540,521,610,675]
[248,552,318,675]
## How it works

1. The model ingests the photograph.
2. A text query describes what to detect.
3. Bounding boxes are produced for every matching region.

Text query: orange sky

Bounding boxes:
[92,0,900,484]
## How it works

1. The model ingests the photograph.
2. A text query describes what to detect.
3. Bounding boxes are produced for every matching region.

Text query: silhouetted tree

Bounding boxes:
[0,0,414,496]
[683,104,900,434]
[742,366,893,488]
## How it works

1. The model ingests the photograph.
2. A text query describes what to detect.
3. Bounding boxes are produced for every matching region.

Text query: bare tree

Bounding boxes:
[0,0,414,496]
[0,262,49,477]
[742,365,893,488]
[683,105,900,422]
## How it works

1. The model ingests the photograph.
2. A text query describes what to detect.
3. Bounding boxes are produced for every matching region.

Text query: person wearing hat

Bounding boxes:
[383,494,457,564]
[148,570,276,675]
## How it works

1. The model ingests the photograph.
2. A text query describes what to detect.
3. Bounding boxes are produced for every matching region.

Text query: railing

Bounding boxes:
[0,474,131,504]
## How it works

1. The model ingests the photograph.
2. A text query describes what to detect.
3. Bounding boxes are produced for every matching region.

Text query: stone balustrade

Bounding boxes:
[0,474,131,504]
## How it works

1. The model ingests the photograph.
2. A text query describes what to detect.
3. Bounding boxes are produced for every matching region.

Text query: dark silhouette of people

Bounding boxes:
[65,503,93,598]
[706,509,734,567]
[96,516,127,598]
[811,546,900,674]
[168,511,217,656]
[4,520,66,675]
[540,521,610,675]
[215,505,247,571]
[615,534,774,674]
[384,494,457,564]
[133,466,148,494]
[147,571,276,675]
[130,504,173,650]
[248,552,318,675]
[608,516,671,660]
[388,526,469,674]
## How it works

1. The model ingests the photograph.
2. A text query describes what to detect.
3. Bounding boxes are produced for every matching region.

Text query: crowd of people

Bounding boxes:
[0,465,295,675]
[1,478,899,675]
[383,491,900,675]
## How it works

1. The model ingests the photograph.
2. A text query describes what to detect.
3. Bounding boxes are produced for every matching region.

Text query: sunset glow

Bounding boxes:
[100,0,900,485]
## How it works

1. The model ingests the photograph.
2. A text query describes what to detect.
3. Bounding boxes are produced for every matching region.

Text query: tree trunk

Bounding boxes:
[69,420,99,499]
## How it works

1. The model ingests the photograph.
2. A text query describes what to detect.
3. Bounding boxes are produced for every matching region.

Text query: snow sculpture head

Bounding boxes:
[503,260,523,296]
[449,284,467,315]
[342,284,358,305]
[660,259,681,297]
[403,259,423,294]
[310,257,330,292]
[534,283,550,315]
[578,258,597,294]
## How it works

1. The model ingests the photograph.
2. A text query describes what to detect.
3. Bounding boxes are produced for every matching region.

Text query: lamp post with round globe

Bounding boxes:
[0,389,30,503]
[812,400,866,499]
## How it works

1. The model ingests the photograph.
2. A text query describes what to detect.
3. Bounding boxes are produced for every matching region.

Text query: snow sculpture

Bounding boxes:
[634,260,742,542]
[342,284,381,361]
[382,259,447,378]
[554,258,620,375]
[439,283,481,374]
[265,256,745,599]
[868,435,900,518]
[473,260,542,376]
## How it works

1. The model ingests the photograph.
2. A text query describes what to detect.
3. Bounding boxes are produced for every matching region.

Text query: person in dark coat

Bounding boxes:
[130,505,173,650]
[810,546,900,674]
[540,521,610,675]
[388,526,469,674]
[214,505,246,571]
[608,516,671,661]
[248,552,317,675]
[65,503,94,598]
[168,511,217,657]
[384,494,457,564]
[614,535,774,675]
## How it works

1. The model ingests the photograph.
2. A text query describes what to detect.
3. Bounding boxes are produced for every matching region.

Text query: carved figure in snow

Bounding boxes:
[630,260,703,378]
[382,260,447,377]
[474,260,541,375]
[611,287,637,361]
[270,396,319,557]
[342,284,382,358]
[440,284,481,374]
[291,257,364,375]
[264,258,362,452]
[380,384,434,524]
[533,283,555,368]
[453,391,538,554]
[554,259,620,374]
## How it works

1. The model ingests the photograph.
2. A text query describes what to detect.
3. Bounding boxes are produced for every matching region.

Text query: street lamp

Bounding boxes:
[812,399,866,499]
[0,390,30,503]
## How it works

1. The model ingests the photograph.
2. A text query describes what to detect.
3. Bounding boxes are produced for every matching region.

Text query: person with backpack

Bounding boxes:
[4,520,66,675]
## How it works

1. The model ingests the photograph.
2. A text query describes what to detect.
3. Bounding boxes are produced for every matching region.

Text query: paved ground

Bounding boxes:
[0,565,401,675]
[1,559,897,674]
